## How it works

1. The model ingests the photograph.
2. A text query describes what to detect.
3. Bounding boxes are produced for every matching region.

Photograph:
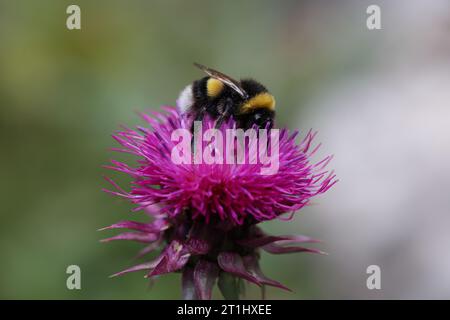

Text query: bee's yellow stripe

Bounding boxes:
[207,78,224,98]
[241,93,276,113]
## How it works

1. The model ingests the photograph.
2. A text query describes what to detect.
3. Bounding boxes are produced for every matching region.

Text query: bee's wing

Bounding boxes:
[194,63,248,99]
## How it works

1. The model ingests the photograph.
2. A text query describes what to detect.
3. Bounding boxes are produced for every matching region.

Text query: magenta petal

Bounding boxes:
[242,255,291,292]
[237,236,287,248]
[148,256,169,277]
[99,220,167,233]
[100,232,158,243]
[148,241,190,277]
[217,252,261,286]
[275,235,322,245]
[110,256,163,277]
[238,234,320,248]
[262,243,326,255]
[135,240,162,258]
[144,204,163,217]
[194,260,219,300]
[182,267,198,300]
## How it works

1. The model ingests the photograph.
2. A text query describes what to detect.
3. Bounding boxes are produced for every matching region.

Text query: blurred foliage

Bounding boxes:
[0,0,374,299]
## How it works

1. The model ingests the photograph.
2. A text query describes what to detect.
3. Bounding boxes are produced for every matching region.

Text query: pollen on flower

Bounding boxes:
[101,106,336,300]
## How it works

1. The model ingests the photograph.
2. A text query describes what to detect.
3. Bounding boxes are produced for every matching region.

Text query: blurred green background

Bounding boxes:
[0,0,394,299]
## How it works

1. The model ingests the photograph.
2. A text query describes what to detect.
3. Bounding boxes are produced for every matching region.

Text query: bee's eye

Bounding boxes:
[252,113,267,126]
[206,78,224,98]
[252,112,273,129]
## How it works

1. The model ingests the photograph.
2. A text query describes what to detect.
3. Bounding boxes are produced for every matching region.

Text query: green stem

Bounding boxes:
[218,272,240,300]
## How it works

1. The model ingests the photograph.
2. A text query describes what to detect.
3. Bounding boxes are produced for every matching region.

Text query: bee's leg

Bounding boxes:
[191,108,206,151]
[190,108,206,133]
[214,115,226,130]
[214,98,233,129]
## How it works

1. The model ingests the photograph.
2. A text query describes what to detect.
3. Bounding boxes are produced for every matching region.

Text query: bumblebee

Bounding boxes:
[177,63,276,130]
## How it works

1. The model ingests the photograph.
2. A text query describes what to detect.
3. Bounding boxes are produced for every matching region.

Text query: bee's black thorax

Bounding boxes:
[240,79,268,97]
[189,76,275,130]
[192,76,243,118]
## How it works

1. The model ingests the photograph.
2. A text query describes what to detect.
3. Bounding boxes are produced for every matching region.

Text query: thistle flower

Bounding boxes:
[101,107,336,299]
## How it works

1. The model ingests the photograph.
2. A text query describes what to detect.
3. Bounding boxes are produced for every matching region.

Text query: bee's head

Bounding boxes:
[238,79,275,129]
[238,108,275,130]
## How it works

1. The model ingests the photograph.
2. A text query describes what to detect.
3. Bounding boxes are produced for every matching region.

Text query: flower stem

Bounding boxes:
[218,272,240,300]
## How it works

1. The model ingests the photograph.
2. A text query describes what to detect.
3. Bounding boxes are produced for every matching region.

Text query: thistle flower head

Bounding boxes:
[102,107,336,299]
